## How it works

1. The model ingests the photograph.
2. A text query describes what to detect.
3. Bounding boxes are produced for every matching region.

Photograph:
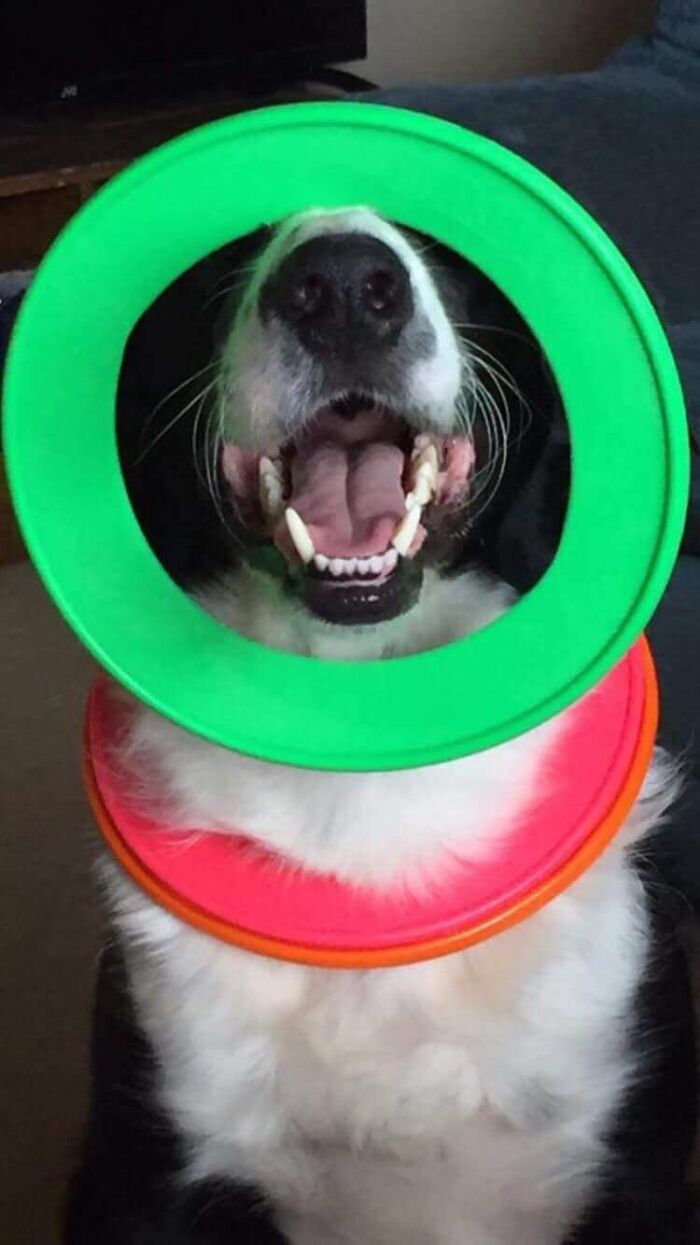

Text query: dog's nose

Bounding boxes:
[260,233,414,359]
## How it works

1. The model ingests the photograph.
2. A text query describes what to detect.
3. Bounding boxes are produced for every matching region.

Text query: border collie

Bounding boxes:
[64,209,697,1244]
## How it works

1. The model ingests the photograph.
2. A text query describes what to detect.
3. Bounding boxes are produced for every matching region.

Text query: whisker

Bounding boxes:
[138,361,218,446]
[457,366,511,521]
[135,378,218,464]
[202,394,246,550]
[191,384,215,495]
[204,260,262,309]
[459,332,535,453]
[465,339,526,409]
[451,320,538,349]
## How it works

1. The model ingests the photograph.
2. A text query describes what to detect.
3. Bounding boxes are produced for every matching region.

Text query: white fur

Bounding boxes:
[106,211,680,1243]
[107,566,678,1245]
[124,568,567,888]
[111,850,650,1245]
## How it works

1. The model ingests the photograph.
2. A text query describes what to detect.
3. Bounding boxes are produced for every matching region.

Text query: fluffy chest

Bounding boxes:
[117,854,647,1245]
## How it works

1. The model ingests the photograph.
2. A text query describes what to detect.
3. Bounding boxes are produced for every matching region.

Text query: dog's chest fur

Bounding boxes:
[113,838,648,1245]
[105,571,672,1245]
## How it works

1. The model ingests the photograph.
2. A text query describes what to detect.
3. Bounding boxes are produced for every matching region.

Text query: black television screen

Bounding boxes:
[0,1,367,104]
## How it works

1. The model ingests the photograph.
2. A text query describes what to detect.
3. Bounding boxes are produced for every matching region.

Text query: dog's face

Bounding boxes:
[213,207,543,628]
[119,207,564,640]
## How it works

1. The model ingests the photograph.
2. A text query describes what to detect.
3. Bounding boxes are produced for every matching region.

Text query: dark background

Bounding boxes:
[0,1,366,102]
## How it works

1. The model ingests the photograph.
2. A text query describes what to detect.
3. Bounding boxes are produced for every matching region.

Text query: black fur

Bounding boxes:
[63,943,285,1245]
[568,863,698,1244]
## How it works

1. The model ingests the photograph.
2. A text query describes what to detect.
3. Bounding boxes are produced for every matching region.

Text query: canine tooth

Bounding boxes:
[285,507,315,563]
[329,558,344,576]
[406,472,435,510]
[259,455,282,490]
[416,445,439,477]
[369,555,384,574]
[261,489,282,520]
[259,456,283,517]
[418,461,438,487]
[314,553,329,571]
[384,548,398,571]
[391,503,422,556]
[413,433,431,453]
[405,446,438,510]
[261,478,282,510]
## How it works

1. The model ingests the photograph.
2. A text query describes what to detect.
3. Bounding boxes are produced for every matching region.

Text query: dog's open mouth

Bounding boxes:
[222,393,475,624]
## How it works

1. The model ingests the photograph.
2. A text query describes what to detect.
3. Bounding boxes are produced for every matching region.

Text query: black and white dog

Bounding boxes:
[64,208,697,1244]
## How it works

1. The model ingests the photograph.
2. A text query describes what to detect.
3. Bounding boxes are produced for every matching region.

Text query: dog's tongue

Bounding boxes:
[275,408,407,560]
[289,441,406,557]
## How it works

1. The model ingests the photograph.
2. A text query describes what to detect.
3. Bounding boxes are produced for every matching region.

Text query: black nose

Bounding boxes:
[260,233,414,359]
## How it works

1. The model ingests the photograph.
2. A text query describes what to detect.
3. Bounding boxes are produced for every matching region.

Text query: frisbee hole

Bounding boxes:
[115,226,570,656]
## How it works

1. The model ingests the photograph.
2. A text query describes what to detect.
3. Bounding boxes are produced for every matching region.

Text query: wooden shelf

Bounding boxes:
[0,81,320,195]
[0,82,324,265]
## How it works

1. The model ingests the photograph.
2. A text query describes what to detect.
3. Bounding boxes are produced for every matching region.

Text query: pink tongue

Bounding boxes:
[285,441,406,558]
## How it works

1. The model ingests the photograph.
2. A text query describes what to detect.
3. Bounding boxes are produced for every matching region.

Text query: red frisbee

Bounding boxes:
[84,638,657,969]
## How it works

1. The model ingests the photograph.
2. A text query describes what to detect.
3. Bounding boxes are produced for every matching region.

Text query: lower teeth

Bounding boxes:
[315,549,398,578]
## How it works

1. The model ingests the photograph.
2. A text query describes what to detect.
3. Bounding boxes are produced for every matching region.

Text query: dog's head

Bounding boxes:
[119,208,565,641]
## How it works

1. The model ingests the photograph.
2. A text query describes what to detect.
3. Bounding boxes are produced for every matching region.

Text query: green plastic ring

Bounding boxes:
[2,102,689,770]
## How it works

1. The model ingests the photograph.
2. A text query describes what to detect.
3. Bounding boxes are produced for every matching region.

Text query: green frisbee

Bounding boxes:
[2,102,689,771]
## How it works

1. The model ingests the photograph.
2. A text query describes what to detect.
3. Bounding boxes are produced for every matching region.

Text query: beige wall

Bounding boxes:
[349,0,656,87]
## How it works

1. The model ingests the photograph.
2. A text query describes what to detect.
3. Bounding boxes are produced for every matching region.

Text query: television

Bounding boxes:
[0,1,367,106]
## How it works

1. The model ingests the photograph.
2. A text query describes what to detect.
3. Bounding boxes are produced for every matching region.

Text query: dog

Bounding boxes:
[64,208,698,1244]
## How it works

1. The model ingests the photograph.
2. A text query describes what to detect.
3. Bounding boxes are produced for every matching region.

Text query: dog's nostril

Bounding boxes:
[363,268,399,315]
[262,232,414,355]
[290,273,328,319]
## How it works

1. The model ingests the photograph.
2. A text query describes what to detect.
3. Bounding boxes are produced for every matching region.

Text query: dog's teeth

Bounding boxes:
[391,503,422,556]
[259,455,282,490]
[262,483,282,511]
[413,434,431,453]
[261,484,282,518]
[285,507,315,564]
[319,551,399,576]
[405,474,435,510]
[416,475,436,505]
[326,556,362,575]
[405,444,438,511]
[415,445,439,478]
[259,456,283,518]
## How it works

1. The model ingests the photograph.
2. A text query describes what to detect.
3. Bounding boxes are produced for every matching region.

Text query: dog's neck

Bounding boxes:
[120,566,571,891]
